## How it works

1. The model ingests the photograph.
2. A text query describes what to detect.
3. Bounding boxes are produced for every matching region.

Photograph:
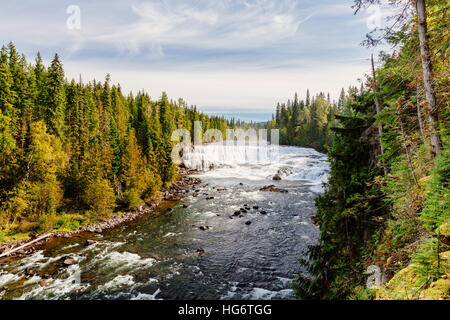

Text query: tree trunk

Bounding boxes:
[416,84,425,139]
[415,0,442,157]
[371,54,387,175]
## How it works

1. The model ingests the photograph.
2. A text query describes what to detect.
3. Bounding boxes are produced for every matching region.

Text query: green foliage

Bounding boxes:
[295,0,449,299]
[420,149,450,231]
[266,90,349,152]
[411,237,448,281]
[54,215,70,230]
[295,91,386,299]
[125,189,142,210]
[37,213,58,233]
[83,178,116,217]
[53,214,89,231]
[348,285,376,300]
[0,43,231,240]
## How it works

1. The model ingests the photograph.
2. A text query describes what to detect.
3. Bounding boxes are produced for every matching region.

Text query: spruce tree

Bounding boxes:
[46,54,66,138]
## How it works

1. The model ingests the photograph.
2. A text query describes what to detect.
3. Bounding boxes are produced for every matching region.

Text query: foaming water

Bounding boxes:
[0,143,329,300]
[182,142,329,191]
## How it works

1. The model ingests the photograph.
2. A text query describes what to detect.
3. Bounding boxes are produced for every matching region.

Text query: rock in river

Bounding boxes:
[38,280,51,287]
[62,256,76,266]
[84,240,96,247]
[259,185,288,193]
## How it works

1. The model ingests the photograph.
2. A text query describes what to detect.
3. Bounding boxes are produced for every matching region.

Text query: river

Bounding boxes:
[0,143,329,300]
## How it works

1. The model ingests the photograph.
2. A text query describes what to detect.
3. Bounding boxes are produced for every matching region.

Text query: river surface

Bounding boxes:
[0,143,329,300]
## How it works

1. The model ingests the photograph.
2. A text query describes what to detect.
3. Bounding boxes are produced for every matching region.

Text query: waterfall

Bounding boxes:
[181,142,330,185]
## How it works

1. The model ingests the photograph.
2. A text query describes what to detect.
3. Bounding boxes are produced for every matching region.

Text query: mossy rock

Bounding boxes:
[441,250,450,274]
[376,264,421,300]
[437,221,450,238]
[420,278,450,300]
[377,250,450,300]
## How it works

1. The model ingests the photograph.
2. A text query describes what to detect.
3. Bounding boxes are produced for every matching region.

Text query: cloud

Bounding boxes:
[0,0,389,118]
[89,0,308,54]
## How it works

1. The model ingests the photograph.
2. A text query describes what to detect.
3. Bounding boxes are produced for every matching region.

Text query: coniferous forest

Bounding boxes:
[0,43,230,238]
[0,0,448,302]
[264,88,358,152]
[292,0,449,299]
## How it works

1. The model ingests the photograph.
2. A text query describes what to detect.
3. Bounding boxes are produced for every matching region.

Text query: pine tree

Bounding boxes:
[46,54,66,138]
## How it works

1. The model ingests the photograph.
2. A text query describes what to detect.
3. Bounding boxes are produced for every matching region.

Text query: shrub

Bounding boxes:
[125,188,142,210]
[83,178,116,216]
[70,214,89,229]
[55,215,70,230]
[17,220,39,233]
[411,237,448,281]
[420,149,450,231]
[85,210,98,224]
[38,213,58,232]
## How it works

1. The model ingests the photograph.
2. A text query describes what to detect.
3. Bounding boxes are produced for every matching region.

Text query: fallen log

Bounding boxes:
[0,233,52,258]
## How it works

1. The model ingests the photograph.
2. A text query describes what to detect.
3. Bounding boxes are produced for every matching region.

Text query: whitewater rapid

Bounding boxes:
[0,143,329,300]
[181,142,329,192]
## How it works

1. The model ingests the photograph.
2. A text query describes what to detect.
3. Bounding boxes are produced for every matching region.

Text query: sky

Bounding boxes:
[0,0,393,122]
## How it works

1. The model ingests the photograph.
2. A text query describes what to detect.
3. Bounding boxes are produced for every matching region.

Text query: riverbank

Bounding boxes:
[0,143,328,300]
[0,168,202,260]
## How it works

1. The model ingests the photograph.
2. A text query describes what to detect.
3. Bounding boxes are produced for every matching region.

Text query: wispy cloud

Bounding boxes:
[90,0,309,55]
[0,0,389,117]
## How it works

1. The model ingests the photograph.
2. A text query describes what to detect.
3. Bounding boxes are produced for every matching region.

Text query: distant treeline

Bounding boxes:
[265,87,361,152]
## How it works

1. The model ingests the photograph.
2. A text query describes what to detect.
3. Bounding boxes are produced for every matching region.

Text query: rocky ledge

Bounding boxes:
[259,185,289,193]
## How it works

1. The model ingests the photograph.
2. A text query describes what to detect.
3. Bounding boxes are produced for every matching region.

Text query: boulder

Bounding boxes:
[25,267,36,276]
[274,167,293,179]
[38,280,51,287]
[29,232,39,239]
[84,240,96,247]
[62,256,76,266]
[259,185,288,193]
